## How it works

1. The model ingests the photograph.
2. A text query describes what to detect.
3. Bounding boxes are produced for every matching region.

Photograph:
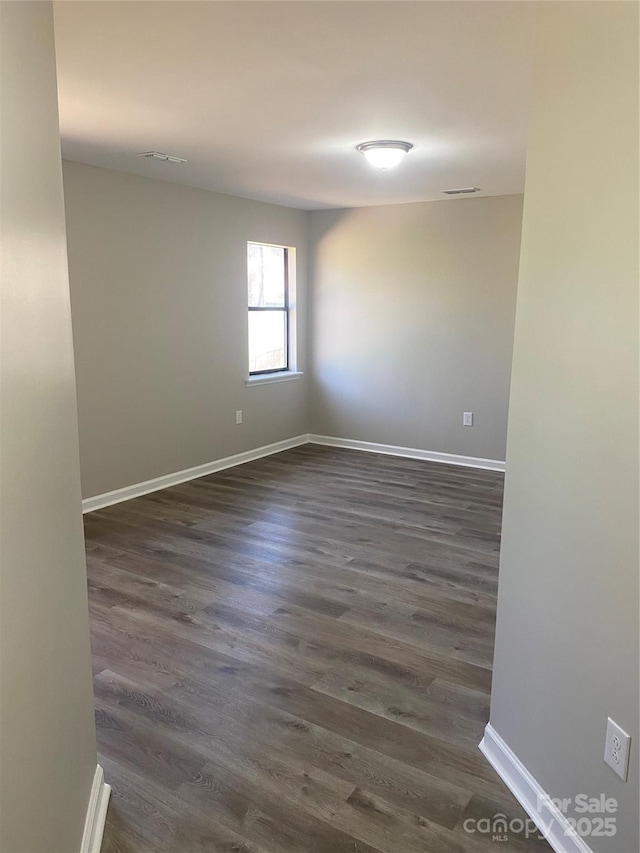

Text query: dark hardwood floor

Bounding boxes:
[85,444,550,853]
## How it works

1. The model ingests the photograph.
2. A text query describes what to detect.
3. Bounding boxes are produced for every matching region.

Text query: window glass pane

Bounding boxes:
[249,310,287,373]
[248,244,285,307]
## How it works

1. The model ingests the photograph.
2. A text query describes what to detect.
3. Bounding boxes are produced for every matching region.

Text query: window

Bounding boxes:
[248,242,293,376]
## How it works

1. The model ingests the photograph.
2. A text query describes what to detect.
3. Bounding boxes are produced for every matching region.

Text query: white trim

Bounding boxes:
[80,765,111,853]
[479,724,594,853]
[83,433,504,514]
[245,371,303,387]
[82,435,309,513]
[307,434,505,472]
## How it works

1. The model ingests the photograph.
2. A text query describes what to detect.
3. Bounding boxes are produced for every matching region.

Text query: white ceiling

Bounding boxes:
[53,1,537,211]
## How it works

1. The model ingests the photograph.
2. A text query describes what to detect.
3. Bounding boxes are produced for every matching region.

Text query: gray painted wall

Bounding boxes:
[490,3,639,851]
[0,3,98,850]
[63,162,309,499]
[308,195,523,461]
[64,166,523,496]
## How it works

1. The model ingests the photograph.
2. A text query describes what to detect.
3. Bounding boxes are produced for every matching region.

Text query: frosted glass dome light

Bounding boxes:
[356,140,413,170]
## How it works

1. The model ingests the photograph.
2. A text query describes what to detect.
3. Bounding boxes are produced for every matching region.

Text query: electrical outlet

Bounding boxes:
[604,717,631,780]
[463,412,473,427]
[235,410,243,425]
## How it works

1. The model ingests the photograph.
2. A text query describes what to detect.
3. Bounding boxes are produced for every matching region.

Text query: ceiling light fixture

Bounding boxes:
[356,140,413,170]
[443,187,481,195]
[137,151,187,164]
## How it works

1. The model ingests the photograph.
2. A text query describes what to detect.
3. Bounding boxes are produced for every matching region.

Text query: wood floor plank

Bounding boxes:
[310,668,488,751]
[99,754,276,853]
[97,660,475,831]
[95,675,382,853]
[261,601,494,692]
[165,671,502,794]
[332,786,472,853]
[85,444,550,852]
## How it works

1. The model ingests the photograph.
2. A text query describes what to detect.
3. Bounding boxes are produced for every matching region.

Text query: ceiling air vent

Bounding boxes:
[442,187,481,195]
[137,151,187,164]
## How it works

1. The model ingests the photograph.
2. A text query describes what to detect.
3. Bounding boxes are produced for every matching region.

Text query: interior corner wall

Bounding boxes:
[62,161,310,500]
[0,3,98,851]
[307,194,523,461]
[489,3,639,851]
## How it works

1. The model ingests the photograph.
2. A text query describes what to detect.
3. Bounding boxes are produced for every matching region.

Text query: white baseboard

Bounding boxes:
[81,764,111,853]
[83,432,505,513]
[479,724,594,853]
[308,434,505,472]
[82,435,309,513]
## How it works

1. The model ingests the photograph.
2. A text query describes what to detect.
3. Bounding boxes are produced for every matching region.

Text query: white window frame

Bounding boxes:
[245,242,302,386]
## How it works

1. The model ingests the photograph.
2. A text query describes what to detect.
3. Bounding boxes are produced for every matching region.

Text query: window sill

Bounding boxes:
[245,371,303,387]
